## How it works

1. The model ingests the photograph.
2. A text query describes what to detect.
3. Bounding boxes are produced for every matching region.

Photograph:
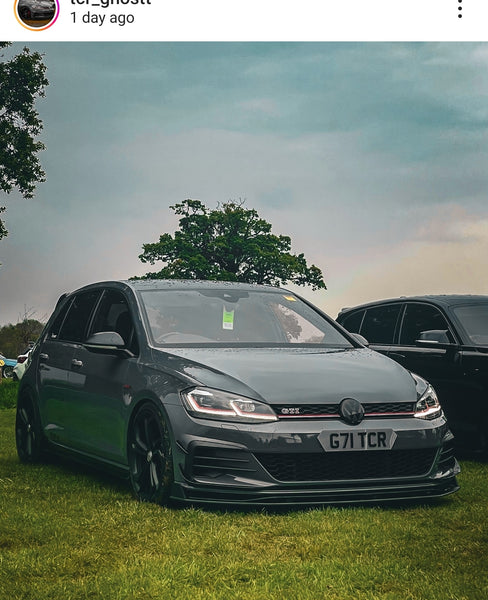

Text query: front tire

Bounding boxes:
[127,403,174,505]
[19,7,32,19]
[16,393,45,463]
[2,366,14,379]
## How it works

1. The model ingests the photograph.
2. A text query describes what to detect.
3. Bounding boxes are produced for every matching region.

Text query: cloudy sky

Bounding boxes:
[1,42,488,328]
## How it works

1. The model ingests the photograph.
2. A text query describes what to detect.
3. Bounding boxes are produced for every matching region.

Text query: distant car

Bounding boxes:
[17,0,55,20]
[17,280,459,507]
[337,295,488,455]
[0,354,17,379]
[13,348,33,381]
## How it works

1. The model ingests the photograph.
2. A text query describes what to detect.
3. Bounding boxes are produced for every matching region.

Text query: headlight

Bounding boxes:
[181,387,278,423]
[411,373,442,420]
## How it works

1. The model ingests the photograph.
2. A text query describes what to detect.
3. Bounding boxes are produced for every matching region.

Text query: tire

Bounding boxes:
[2,366,14,379]
[127,402,174,504]
[19,7,32,19]
[16,393,45,463]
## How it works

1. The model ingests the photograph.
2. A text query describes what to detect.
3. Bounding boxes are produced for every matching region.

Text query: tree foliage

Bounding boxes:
[0,317,44,357]
[0,42,49,240]
[136,199,326,290]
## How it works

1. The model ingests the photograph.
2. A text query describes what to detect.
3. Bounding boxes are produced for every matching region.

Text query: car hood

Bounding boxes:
[156,347,417,405]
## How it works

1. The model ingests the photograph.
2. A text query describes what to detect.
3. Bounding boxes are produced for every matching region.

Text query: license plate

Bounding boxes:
[318,429,397,452]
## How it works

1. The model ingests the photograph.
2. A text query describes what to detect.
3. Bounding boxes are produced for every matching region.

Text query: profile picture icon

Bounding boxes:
[16,0,58,29]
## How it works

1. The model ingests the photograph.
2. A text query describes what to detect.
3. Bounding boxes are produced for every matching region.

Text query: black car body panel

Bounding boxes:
[337,295,488,454]
[17,281,460,506]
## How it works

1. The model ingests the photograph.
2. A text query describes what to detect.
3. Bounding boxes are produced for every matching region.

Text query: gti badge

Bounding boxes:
[281,407,301,415]
[339,398,365,425]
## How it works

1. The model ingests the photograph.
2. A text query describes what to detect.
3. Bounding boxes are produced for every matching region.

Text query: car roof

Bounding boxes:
[339,294,488,315]
[66,279,290,296]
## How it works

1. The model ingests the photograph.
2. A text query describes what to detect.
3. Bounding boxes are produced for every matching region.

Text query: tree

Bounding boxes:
[0,310,45,357]
[136,199,326,290]
[0,42,49,240]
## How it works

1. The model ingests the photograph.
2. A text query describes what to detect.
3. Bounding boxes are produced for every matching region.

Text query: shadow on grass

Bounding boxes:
[40,450,131,496]
[22,450,455,517]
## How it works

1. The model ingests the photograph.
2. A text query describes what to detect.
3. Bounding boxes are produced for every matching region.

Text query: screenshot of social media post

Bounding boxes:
[0,4,488,600]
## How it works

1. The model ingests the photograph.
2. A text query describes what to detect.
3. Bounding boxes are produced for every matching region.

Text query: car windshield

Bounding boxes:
[139,288,353,348]
[452,303,488,346]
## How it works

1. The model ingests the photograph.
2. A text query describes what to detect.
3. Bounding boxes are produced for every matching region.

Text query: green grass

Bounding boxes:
[0,378,19,409]
[0,403,487,599]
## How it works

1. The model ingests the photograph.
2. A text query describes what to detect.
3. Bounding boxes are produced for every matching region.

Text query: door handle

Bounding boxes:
[71,359,83,369]
[39,353,49,361]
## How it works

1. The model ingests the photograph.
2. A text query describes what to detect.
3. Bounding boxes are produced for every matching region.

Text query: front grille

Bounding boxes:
[255,448,437,481]
[190,447,257,479]
[273,402,416,418]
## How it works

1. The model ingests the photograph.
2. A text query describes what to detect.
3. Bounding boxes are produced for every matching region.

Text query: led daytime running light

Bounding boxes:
[183,388,278,422]
[414,385,442,420]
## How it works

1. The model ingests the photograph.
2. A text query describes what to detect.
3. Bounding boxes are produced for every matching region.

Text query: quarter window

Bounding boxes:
[399,303,450,345]
[48,298,72,339]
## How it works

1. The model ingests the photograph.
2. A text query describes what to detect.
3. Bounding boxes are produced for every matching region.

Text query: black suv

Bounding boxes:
[337,295,488,455]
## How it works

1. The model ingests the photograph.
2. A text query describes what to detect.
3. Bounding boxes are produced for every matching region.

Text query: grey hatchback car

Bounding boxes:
[16,280,459,506]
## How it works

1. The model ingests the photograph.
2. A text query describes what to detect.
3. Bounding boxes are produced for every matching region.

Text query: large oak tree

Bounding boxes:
[136,199,326,290]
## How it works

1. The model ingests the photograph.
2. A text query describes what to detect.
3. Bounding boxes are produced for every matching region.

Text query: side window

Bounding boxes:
[340,310,364,334]
[91,289,139,354]
[360,304,402,345]
[399,303,450,345]
[48,298,73,340]
[58,291,101,343]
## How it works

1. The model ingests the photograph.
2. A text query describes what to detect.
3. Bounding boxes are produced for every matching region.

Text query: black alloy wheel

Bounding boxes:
[128,403,174,504]
[16,393,45,463]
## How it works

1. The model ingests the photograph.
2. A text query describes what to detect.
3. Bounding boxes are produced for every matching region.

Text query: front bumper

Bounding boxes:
[165,405,460,506]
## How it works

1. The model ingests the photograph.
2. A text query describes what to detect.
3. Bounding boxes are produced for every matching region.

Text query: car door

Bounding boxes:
[38,289,101,447]
[66,288,139,464]
[387,302,464,422]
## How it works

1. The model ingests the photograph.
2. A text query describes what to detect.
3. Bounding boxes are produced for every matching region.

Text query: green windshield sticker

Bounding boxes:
[222,308,235,330]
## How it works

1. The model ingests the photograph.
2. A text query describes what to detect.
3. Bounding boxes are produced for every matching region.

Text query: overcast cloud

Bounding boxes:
[1,42,487,327]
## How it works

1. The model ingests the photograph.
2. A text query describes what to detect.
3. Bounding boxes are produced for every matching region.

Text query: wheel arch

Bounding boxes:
[125,391,177,459]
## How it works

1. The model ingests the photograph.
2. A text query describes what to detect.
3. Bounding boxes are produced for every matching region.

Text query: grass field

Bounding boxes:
[1,383,487,599]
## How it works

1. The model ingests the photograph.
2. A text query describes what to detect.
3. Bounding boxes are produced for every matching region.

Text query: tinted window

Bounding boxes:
[452,304,488,346]
[58,291,100,343]
[340,310,364,334]
[48,298,73,339]
[400,303,450,345]
[91,289,139,354]
[360,304,402,344]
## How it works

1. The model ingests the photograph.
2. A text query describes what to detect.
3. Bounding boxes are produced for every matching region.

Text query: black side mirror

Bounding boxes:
[416,330,453,347]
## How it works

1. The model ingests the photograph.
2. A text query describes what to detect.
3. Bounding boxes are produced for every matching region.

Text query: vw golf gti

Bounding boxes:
[16,280,460,506]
